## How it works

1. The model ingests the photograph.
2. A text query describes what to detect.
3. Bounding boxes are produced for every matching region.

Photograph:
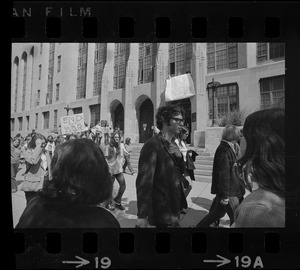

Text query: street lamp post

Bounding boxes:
[207,78,220,127]
[64,104,72,116]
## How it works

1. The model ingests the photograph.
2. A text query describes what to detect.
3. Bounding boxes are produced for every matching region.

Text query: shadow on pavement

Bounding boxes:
[180,208,209,227]
[190,197,213,211]
[125,200,137,216]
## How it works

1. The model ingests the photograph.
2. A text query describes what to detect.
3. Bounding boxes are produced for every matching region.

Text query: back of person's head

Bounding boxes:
[125,137,131,144]
[42,138,113,207]
[222,124,241,142]
[236,108,285,193]
[27,133,46,149]
[156,104,185,130]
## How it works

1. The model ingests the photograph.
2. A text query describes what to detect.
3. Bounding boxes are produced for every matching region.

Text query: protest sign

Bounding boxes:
[60,113,85,135]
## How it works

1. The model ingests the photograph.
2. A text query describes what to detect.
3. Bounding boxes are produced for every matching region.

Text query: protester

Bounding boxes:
[80,132,87,139]
[123,137,134,175]
[19,133,52,205]
[104,123,110,145]
[232,108,285,227]
[119,130,124,143]
[16,138,120,228]
[196,124,244,227]
[22,135,32,151]
[94,130,103,146]
[68,133,78,140]
[45,135,55,159]
[11,137,22,193]
[135,104,188,228]
[104,132,126,211]
[174,126,193,198]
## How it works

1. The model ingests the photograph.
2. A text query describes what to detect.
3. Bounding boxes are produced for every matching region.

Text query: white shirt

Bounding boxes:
[174,138,188,162]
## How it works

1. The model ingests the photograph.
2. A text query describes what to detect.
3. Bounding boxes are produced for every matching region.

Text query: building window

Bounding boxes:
[26,116,30,131]
[57,55,61,72]
[11,118,15,132]
[207,43,238,72]
[93,43,107,96]
[43,111,50,129]
[113,43,130,90]
[21,52,27,111]
[18,117,23,131]
[168,43,192,77]
[56,83,60,101]
[14,57,19,113]
[259,75,285,110]
[35,113,38,129]
[208,83,239,119]
[138,43,157,84]
[54,110,58,128]
[36,90,41,106]
[38,65,42,80]
[46,43,55,105]
[257,43,285,63]
[72,107,82,115]
[77,43,88,99]
[90,104,100,127]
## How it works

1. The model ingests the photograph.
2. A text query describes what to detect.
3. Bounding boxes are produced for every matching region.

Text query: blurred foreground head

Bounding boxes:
[43,138,113,206]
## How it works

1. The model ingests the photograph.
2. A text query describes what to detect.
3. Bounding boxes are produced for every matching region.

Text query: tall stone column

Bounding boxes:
[124,43,139,142]
[193,43,207,148]
[85,43,95,99]
[100,43,114,130]
[155,43,169,110]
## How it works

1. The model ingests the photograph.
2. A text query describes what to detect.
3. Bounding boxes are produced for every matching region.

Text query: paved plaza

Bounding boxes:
[11,164,232,228]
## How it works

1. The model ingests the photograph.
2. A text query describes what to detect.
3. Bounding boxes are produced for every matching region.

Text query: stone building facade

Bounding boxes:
[11,43,285,147]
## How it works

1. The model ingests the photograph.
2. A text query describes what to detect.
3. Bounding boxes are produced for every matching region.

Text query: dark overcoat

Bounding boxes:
[211,141,245,198]
[136,134,187,226]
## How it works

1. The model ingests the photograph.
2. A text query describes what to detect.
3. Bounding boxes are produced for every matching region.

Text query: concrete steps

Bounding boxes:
[129,144,213,183]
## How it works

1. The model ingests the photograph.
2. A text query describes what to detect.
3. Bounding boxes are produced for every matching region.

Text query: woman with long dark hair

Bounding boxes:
[232,108,285,227]
[104,132,127,211]
[16,138,120,228]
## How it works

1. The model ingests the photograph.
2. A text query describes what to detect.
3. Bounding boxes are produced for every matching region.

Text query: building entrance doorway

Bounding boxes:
[139,99,154,143]
[169,98,192,143]
[113,103,124,131]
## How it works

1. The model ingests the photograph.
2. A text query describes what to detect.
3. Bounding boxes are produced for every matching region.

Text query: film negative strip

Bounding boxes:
[10,1,300,269]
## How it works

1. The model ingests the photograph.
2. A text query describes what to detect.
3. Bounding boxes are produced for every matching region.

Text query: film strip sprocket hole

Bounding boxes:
[11,16,282,39]
[14,231,281,254]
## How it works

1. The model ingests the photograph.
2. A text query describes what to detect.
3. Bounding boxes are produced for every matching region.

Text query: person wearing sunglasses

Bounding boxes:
[136,104,188,228]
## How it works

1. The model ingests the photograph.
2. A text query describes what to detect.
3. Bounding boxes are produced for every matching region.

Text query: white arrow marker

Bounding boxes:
[204,254,231,267]
[62,256,90,268]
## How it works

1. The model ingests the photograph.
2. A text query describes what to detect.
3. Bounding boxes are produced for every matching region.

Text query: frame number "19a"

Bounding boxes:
[235,256,264,268]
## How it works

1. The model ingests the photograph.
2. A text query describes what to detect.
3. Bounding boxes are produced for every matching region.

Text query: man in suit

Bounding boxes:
[135,105,188,228]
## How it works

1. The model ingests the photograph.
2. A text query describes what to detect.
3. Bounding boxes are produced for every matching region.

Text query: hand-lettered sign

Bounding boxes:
[60,113,85,135]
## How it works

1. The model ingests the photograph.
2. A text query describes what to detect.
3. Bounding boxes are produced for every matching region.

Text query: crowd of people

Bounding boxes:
[12,105,285,228]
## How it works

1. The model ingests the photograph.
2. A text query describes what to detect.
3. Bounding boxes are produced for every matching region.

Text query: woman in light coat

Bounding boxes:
[20,134,51,205]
